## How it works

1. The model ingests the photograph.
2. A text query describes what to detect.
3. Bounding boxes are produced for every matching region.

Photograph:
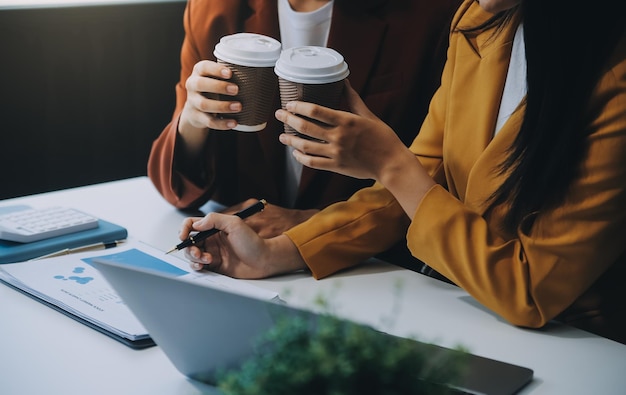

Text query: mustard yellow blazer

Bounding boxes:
[285,0,626,343]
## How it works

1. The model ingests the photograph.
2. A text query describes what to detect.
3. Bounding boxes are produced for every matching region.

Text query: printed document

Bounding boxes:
[0,239,279,343]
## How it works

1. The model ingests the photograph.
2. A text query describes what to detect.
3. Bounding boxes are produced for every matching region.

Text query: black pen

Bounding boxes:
[165,199,267,254]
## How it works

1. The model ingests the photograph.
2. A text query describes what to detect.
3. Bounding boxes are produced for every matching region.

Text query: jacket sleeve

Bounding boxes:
[147,0,243,209]
[408,36,626,329]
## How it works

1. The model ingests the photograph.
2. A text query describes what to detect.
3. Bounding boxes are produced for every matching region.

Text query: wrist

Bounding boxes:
[377,149,435,218]
[264,234,307,276]
[377,148,417,188]
[178,117,209,145]
[175,117,211,168]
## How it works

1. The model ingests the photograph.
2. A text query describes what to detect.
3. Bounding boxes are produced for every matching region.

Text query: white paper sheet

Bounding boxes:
[0,239,279,341]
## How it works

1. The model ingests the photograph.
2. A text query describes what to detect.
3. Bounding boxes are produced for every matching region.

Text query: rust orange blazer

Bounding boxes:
[285,0,626,344]
[147,0,462,210]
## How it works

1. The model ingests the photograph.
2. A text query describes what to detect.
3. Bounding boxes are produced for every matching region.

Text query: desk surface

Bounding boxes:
[1,177,624,395]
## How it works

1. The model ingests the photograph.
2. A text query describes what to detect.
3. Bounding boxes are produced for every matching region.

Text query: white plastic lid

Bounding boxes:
[213,33,282,67]
[274,46,350,84]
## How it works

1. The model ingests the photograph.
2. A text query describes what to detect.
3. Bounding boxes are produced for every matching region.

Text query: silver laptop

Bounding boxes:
[92,259,533,395]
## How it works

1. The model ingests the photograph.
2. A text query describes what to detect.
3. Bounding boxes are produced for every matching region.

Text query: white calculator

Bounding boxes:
[0,206,99,243]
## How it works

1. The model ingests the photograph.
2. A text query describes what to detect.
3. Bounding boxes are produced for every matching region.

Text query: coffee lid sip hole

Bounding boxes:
[274,46,350,84]
[214,33,282,67]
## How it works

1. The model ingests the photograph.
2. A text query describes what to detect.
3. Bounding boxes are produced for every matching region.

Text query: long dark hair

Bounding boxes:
[482,1,626,232]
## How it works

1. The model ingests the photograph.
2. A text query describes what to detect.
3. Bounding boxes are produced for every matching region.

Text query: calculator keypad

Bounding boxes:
[0,207,99,243]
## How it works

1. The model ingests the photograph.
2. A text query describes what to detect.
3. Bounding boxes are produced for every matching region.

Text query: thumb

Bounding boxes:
[345,80,375,118]
[195,212,232,233]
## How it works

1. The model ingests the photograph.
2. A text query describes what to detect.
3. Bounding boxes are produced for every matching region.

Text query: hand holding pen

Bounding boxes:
[166,199,267,254]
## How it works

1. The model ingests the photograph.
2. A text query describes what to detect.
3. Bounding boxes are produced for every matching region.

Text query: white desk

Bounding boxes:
[1,177,624,394]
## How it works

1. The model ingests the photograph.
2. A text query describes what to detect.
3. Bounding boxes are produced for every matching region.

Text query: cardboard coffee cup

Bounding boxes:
[213,33,282,132]
[274,46,350,136]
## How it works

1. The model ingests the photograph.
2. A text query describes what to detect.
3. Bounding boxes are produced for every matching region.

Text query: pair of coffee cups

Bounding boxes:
[212,33,350,133]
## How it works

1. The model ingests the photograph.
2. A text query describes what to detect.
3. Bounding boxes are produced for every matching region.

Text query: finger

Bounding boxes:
[183,94,240,130]
[291,147,336,171]
[194,211,244,235]
[179,217,203,240]
[193,60,232,80]
[186,109,238,131]
[184,247,217,271]
[188,93,242,114]
[207,113,239,130]
[285,100,342,127]
[275,107,330,142]
[279,133,329,158]
[186,73,239,98]
[184,246,205,270]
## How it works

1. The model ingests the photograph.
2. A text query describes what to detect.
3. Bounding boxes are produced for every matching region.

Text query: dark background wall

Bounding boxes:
[0,1,187,200]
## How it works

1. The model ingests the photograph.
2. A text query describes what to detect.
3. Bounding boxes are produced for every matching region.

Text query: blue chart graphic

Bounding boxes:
[52,249,187,286]
[81,248,189,276]
[54,266,94,284]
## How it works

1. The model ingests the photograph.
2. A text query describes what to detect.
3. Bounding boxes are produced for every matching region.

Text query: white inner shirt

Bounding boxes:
[495,23,527,136]
[278,0,333,207]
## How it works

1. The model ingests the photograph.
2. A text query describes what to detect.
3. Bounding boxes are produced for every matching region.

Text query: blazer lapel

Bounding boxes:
[452,10,523,215]
[466,106,524,216]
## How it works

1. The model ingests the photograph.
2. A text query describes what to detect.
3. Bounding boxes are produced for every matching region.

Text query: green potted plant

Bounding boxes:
[217,291,468,394]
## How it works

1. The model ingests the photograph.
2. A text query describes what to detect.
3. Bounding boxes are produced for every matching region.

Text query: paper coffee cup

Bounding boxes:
[274,46,350,135]
[213,33,282,132]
